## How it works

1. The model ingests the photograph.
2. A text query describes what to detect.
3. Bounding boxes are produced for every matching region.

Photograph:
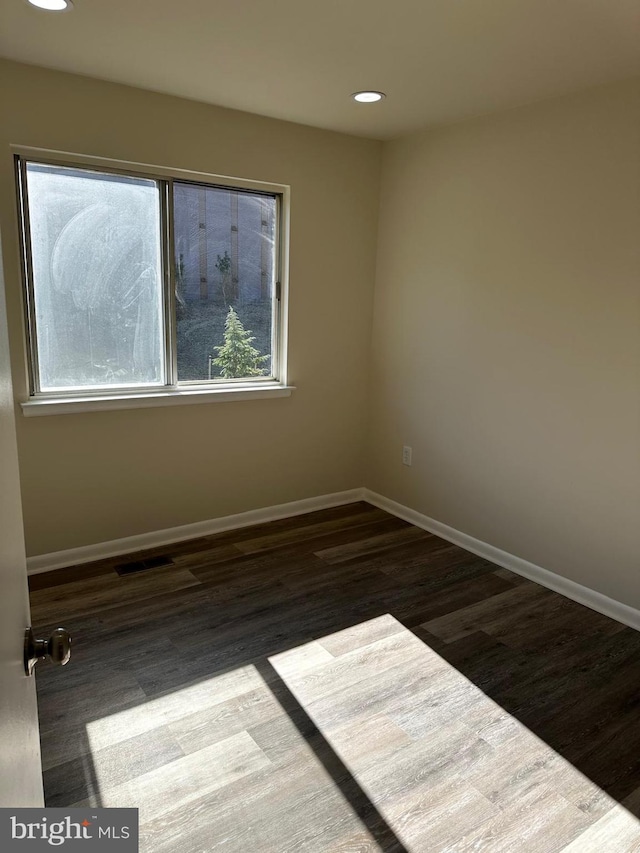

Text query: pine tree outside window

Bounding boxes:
[15,150,290,414]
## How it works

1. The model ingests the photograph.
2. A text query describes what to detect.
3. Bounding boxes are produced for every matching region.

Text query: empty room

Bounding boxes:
[0,1,639,851]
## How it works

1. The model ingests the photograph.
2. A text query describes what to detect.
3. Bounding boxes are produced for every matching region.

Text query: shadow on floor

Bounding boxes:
[31,503,640,846]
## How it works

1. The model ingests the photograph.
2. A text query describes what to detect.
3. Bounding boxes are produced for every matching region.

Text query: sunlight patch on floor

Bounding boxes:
[85,662,267,753]
[76,612,640,851]
[268,614,640,852]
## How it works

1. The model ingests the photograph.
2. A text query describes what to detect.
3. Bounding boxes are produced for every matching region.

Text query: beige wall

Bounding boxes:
[0,59,382,556]
[368,79,640,606]
[1,60,638,612]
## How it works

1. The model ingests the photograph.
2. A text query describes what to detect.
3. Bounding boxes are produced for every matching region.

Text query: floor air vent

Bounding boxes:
[115,555,175,576]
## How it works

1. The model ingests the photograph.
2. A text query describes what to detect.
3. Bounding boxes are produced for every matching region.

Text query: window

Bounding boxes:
[16,152,289,413]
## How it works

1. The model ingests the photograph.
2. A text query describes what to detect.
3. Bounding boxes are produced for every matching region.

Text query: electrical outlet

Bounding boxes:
[402,446,412,466]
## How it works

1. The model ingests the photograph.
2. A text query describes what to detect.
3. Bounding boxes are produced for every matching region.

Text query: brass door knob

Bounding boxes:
[24,627,72,676]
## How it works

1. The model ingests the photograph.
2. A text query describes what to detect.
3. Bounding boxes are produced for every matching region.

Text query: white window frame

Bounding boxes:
[14,147,292,416]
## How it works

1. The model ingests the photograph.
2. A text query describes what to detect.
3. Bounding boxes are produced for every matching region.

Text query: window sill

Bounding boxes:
[20,384,295,417]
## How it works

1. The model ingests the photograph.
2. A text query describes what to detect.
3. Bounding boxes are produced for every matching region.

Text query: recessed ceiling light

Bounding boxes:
[352,91,386,103]
[26,0,73,10]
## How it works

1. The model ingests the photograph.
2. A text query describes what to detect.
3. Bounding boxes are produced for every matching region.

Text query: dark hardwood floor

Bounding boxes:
[29,501,640,851]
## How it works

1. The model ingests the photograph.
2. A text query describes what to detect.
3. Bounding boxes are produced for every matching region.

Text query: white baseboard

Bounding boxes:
[363,489,640,633]
[26,488,366,575]
[27,485,640,635]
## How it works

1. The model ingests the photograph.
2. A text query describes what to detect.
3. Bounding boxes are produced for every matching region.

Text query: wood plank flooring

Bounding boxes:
[30,501,640,852]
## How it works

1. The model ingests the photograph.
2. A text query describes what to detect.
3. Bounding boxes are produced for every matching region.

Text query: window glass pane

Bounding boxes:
[25,163,164,392]
[173,182,276,382]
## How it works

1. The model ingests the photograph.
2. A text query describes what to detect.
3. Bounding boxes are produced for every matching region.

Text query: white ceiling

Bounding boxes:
[1,0,638,139]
